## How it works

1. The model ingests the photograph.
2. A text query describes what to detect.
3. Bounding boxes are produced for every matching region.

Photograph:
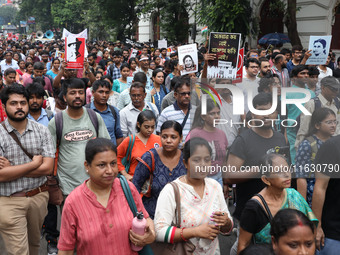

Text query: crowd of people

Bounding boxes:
[0,37,339,255]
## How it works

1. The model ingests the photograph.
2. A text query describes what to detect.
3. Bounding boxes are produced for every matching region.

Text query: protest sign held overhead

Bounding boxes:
[306,35,332,65]
[208,32,241,79]
[233,47,244,84]
[63,28,87,69]
[178,43,198,75]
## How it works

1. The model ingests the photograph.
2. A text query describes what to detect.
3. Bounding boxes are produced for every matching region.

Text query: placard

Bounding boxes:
[305,35,332,65]
[178,44,198,75]
[208,32,241,79]
[65,36,85,69]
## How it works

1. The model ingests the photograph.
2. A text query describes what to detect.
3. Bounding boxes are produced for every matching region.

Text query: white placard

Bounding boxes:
[306,35,332,65]
[178,44,198,75]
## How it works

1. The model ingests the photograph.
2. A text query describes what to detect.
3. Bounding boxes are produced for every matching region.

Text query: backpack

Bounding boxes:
[295,96,340,133]
[85,103,118,131]
[53,108,99,176]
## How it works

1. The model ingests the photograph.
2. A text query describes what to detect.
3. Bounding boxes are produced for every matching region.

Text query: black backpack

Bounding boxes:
[85,103,118,132]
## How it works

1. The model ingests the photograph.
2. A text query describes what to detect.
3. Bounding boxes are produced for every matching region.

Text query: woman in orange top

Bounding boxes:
[117,110,161,181]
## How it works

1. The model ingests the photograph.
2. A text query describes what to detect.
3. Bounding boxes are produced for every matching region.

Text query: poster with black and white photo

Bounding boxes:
[208,32,241,79]
[178,44,198,75]
[306,35,332,65]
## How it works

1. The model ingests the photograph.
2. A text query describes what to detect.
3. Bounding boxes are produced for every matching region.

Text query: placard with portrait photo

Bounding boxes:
[178,43,198,75]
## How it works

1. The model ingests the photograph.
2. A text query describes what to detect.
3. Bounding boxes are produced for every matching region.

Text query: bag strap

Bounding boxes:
[306,136,318,163]
[55,111,63,147]
[86,108,99,137]
[1,122,33,159]
[181,108,190,128]
[254,194,273,220]
[125,135,135,172]
[108,104,117,131]
[119,175,138,217]
[136,150,155,173]
[170,182,182,227]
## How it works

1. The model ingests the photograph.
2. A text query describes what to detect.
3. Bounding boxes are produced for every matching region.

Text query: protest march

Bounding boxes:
[0,22,340,255]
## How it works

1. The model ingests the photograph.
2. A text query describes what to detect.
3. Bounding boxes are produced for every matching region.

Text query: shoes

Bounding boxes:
[47,241,58,255]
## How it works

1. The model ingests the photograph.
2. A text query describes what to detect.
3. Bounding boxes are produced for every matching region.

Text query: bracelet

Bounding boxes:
[180,227,188,242]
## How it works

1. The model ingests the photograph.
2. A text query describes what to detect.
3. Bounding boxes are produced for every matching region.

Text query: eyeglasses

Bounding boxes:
[248,65,259,69]
[130,94,143,98]
[250,54,258,58]
[323,120,338,125]
[179,92,191,96]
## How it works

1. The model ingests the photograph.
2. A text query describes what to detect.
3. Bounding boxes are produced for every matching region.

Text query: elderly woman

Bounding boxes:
[58,138,155,255]
[237,153,318,254]
[154,137,233,254]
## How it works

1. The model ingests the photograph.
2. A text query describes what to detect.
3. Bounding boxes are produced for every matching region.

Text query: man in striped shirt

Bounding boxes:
[157,77,196,145]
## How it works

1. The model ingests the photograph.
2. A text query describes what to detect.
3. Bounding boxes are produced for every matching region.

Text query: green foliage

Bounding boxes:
[0,5,18,25]
[138,0,190,43]
[198,0,253,40]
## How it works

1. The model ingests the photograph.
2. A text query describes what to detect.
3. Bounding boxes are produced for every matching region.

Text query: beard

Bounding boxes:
[6,110,28,122]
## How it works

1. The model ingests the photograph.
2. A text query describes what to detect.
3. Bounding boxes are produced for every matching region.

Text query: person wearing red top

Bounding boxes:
[58,138,155,255]
[118,110,161,180]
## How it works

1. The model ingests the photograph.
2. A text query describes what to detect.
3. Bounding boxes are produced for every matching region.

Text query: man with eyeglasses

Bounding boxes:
[157,77,196,145]
[286,45,311,74]
[237,58,260,113]
[0,51,19,75]
[119,82,158,137]
[296,76,340,148]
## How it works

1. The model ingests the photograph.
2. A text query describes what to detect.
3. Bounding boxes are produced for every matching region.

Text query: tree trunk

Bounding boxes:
[284,0,302,46]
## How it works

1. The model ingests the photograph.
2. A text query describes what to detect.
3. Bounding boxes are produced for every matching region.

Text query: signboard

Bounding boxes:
[233,48,244,84]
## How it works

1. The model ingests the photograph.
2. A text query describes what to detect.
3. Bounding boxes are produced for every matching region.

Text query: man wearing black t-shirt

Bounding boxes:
[312,135,340,254]
[226,93,287,255]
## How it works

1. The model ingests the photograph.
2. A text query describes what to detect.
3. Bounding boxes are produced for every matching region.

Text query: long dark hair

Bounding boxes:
[306,107,336,137]
[191,99,219,130]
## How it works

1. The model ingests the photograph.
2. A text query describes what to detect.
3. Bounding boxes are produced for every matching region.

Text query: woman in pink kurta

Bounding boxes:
[58,138,156,255]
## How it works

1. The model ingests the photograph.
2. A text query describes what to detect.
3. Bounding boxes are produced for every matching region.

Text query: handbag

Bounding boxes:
[150,182,196,255]
[121,135,136,173]
[1,123,63,205]
[137,150,155,197]
[119,175,154,255]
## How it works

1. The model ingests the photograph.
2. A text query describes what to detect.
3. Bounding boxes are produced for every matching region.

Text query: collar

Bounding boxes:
[90,101,111,113]
[4,118,33,133]
[173,100,190,111]
[319,94,334,106]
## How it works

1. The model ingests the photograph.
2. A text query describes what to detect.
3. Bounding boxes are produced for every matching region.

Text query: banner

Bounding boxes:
[65,36,86,69]
[208,32,241,79]
[178,43,198,75]
[27,17,35,24]
[233,48,244,84]
[62,28,88,40]
[158,39,167,49]
[305,35,332,65]
[20,21,27,28]
[128,49,138,61]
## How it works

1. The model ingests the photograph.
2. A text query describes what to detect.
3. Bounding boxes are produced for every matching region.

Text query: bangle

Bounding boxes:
[180,227,188,242]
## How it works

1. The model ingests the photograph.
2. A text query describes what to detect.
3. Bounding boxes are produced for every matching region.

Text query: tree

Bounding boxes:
[197,0,253,43]
[138,0,190,43]
[0,5,18,25]
[284,0,302,46]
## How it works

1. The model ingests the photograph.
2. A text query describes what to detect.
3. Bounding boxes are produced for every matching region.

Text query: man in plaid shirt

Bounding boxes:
[0,84,55,255]
[107,51,122,80]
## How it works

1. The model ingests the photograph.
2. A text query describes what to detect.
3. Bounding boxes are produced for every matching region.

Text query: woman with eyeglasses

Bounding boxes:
[296,107,336,207]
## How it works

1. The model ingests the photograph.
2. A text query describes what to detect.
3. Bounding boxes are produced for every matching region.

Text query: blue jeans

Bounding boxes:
[317,238,340,255]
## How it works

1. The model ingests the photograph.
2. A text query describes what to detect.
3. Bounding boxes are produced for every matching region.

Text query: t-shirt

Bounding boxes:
[186,127,228,175]
[229,128,287,220]
[117,134,161,176]
[48,108,110,195]
[314,135,340,241]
